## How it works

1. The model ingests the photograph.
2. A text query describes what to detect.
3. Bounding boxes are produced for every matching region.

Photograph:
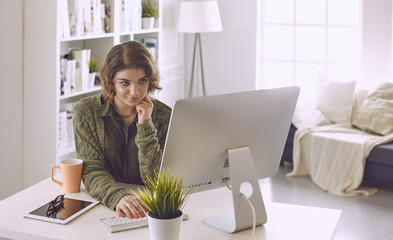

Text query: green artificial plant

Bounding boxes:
[89,57,99,73]
[132,169,192,219]
[142,1,159,19]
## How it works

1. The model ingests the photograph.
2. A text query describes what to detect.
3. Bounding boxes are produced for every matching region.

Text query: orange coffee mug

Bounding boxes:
[51,158,83,193]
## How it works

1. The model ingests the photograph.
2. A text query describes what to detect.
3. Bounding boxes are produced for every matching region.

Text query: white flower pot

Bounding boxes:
[142,17,155,29]
[147,212,183,240]
[88,72,96,89]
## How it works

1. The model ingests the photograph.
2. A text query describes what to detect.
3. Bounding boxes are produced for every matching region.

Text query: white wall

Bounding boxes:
[0,0,24,200]
[157,0,185,107]
[362,0,392,85]
[183,0,259,96]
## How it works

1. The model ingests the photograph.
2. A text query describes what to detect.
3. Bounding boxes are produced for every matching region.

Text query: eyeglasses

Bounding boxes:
[46,194,65,218]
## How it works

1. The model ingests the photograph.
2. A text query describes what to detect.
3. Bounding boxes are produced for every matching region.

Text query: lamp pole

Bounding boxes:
[178,0,222,98]
[188,33,206,98]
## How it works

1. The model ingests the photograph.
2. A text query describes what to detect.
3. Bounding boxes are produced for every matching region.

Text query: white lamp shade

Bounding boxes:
[177,0,223,33]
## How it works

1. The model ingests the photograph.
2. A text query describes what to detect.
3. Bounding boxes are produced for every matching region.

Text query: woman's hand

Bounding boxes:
[115,195,147,218]
[136,95,154,124]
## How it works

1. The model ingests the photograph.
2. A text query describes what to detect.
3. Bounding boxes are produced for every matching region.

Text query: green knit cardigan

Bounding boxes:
[73,94,171,210]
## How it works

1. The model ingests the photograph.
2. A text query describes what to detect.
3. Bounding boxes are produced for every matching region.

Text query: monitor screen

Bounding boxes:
[160,86,299,233]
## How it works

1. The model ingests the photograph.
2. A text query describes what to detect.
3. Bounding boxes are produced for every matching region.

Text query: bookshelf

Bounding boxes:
[24,0,162,186]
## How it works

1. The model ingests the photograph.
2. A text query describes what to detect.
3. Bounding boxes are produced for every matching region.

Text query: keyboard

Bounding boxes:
[99,214,189,233]
[99,216,148,233]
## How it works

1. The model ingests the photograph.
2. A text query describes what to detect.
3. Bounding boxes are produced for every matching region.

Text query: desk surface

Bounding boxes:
[0,178,341,240]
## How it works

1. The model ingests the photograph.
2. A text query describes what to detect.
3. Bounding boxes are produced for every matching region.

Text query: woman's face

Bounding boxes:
[113,68,149,108]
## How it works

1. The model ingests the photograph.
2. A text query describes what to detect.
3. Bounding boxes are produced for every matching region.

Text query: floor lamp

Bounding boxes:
[177,0,223,98]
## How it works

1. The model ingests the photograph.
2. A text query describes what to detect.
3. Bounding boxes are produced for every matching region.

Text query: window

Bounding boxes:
[261,0,362,104]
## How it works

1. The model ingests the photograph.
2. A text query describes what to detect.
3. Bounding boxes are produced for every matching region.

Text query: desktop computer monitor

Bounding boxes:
[160,86,299,233]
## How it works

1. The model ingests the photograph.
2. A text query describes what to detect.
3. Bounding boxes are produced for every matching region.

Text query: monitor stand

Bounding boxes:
[204,146,267,233]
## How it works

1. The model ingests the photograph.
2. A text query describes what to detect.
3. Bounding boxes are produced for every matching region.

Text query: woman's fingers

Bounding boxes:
[116,195,147,218]
[124,200,145,218]
[136,95,154,124]
[135,197,150,212]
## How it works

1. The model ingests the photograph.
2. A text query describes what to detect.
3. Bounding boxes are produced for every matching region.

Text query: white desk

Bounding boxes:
[0,178,341,240]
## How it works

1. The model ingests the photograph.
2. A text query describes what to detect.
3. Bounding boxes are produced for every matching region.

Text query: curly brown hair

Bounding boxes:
[99,41,162,102]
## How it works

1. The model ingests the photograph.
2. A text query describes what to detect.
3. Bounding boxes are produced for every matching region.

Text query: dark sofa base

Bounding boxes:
[363,162,393,188]
[282,124,393,189]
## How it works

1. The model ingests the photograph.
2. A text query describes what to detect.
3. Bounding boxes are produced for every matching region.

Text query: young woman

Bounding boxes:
[73,41,171,219]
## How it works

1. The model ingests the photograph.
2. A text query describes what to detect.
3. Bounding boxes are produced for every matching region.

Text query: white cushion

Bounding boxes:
[292,105,332,129]
[352,82,393,136]
[317,81,356,124]
[351,88,369,122]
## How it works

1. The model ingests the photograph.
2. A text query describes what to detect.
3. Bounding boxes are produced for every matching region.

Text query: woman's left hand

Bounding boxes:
[115,195,147,218]
[136,95,154,124]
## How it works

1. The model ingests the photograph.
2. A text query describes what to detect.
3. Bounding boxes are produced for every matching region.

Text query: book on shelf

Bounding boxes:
[83,0,92,34]
[120,0,142,32]
[60,58,66,96]
[59,111,75,151]
[67,112,75,147]
[102,3,110,33]
[64,0,106,38]
[59,111,68,150]
[71,48,91,92]
[84,49,91,91]
[60,103,76,151]
[91,0,103,34]
[67,0,77,36]
[141,37,158,59]
[60,0,71,38]
[69,59,76,93]
[65,59,76,94]
[67,0,83,37]
[61,102,76,113]
[131,0,142,31]
[60,57,73,95]
[60,47,100,96]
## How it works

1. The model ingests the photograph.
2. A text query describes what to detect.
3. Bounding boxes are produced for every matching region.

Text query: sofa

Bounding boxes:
[281,80,393,193]
[282,124,393,188]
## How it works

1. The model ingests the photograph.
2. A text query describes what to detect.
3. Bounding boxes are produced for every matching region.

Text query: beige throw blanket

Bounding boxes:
[287,124,393,196]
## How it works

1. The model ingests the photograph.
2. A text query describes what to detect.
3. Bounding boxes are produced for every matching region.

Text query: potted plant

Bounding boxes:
[88,57,99,88]
[132,169,192,240]
[142,1,159,29]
